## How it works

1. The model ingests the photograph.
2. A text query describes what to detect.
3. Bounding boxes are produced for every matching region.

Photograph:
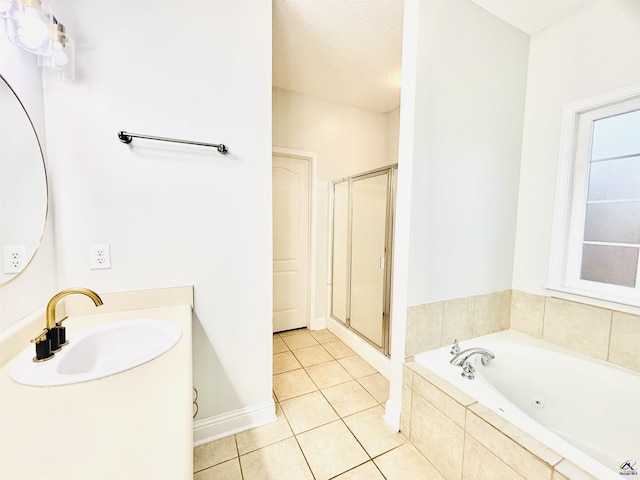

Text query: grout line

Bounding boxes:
[437,301,445,348]
[281,408,318,479]
[606,309,614,362]
[325,459,371,480]
[540,296,547,339]
[471,296,477,337]
[233,434,245,480]
[295,443,318,480]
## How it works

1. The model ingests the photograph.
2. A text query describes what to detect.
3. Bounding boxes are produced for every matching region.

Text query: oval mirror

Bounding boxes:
[0,74,48,286]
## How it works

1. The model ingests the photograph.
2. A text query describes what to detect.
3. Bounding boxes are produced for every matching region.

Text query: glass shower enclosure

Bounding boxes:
[330,166,397,356]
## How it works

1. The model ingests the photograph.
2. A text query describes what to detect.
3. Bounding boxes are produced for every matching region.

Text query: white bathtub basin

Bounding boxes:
[414,330,640,480]
[10,318,182,386]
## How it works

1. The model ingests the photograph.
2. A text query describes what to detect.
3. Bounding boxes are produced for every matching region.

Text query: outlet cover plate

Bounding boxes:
[3,245,28,274]
[90,243,111,270]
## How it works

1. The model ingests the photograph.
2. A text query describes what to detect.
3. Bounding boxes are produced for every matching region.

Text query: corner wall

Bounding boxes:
[407,0,529,307]
[387,0,529,432]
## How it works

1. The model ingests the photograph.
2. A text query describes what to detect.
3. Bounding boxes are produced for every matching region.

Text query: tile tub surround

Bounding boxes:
[406,289,640,375]
[510,291,640,374]
[405,290,511,358]
[401,362,598,480]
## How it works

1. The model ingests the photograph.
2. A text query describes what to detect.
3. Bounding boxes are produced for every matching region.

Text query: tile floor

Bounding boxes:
[193,328,446,480]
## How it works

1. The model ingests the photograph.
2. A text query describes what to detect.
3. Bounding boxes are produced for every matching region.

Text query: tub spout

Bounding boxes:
[450,347,495,367]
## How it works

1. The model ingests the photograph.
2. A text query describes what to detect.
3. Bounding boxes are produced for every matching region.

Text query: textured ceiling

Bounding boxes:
[273,0,597,113]
[273,0,404,113]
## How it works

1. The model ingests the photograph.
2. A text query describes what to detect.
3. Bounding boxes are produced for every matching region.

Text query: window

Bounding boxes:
[549,85,640,307]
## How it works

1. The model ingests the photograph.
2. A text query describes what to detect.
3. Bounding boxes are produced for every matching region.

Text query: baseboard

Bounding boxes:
[383,397,401,431]
[326,317,391,379]
[193,400,276,447]
[309,316,327,331]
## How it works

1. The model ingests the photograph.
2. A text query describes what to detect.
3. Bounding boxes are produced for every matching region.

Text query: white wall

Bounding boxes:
[0,31,57,331]
[406,0,529,306]
[273,87,398,180]
[272,87,399,324]
[513,0,640,295]
[42,0,273,431]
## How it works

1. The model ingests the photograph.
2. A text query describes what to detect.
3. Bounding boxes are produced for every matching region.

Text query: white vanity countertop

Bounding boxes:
[0,301,193,480]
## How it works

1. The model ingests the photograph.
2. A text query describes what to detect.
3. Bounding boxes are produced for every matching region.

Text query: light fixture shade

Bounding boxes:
[38,19,74,80]
[0,0,21,19]
[6,0,52,55]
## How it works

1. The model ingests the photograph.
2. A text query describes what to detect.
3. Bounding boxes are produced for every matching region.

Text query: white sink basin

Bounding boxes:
[10,319,182,387]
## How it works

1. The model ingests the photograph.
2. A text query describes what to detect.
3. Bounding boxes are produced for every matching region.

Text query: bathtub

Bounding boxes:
[413,330,640,480]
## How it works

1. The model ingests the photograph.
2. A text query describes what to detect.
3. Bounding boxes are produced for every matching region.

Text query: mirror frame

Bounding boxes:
[0,73,49,287]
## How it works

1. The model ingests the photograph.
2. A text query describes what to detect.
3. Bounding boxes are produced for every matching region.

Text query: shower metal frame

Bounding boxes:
[329,164,397,357]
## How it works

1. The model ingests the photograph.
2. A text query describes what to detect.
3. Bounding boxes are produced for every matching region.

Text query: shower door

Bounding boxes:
[330,166,396,355]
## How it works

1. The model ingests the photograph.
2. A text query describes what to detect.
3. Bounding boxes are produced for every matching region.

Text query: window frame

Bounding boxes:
[548,82,640,310]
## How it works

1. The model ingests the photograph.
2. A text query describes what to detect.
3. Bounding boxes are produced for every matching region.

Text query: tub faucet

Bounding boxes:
[450,347,495,380]
[31,287,104,362]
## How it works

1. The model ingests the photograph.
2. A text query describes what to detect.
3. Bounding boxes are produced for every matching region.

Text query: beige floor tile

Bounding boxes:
[322,380,378,417]
[296,420,369,480]
[323,340,356,359]
[273,351,302,374]
[193,436,238,472]
[235,404,293,455]
[292,344,333,367]
[357,373,390,404]
[343,405,405,457]
[281,331,319,349]
[306,360,353,389]
[280,391,339,434]
[273,335,289,353]
[334,461,386,480]
[309,329,337,343]
[240,437,314,480]
[194,458,242,480]
[338,355,377,378]
[375,443,445,480]
[273,368,317,401]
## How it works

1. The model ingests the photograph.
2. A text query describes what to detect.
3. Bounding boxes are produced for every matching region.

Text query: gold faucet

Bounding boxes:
[45,287,104,330]
[31,287,104,362]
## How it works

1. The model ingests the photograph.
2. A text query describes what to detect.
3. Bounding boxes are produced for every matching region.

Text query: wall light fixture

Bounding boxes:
[1,0,74,80]
[38,17,74,80]
[0,0,20,18]
[5,0,51,54]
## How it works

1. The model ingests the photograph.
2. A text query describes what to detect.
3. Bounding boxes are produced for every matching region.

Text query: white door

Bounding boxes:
[272,154,310,332]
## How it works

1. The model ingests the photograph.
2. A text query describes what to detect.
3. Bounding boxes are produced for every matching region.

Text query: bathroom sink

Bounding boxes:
[10,319,182,387]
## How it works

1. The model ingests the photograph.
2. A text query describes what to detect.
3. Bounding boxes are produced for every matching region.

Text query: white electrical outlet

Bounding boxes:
[90,243,111,270]
[3,245,28,274]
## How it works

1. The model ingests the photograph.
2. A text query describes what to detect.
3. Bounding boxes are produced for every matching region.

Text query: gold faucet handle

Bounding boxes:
[30,328,49,344]
[55,316,69,327]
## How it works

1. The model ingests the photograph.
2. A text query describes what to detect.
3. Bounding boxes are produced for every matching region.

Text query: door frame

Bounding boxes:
[272,146,318,330]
